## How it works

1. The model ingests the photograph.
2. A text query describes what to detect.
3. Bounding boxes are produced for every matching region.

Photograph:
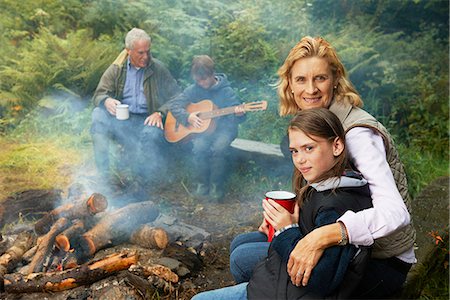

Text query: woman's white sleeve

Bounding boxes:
[337,127,411,246]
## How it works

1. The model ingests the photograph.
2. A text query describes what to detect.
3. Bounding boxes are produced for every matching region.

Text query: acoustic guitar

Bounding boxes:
[164,99,267,143]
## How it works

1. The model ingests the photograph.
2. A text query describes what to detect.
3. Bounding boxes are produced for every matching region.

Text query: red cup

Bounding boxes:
[265,191,296,242]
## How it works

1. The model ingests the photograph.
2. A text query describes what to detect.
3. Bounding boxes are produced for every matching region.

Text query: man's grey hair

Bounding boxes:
[125,28,151,49]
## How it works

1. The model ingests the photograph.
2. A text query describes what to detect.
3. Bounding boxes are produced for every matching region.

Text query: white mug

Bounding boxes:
[116,104,129,120]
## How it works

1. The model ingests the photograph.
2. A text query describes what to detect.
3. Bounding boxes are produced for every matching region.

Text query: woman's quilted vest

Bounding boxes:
[329,100,416,259]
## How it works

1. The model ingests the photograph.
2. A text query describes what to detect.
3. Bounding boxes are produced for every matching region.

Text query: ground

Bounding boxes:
[151,182,263,299]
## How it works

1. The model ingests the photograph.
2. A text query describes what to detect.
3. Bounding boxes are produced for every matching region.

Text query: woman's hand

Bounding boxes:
[262,199,299,231]
[287,227,327,287]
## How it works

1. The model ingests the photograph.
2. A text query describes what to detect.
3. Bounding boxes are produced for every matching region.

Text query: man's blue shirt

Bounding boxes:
[122,58,147,114]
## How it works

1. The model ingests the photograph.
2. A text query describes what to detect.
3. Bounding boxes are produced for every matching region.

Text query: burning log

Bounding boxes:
[130,225,169,250]
[28,217,69,274]
[78,201,159,259]
[0,231,34,276]
[22,245,38,264]
[62,252,79,269]
[34,193,107,235]
[55,219,85,252]
[3,252,138,293]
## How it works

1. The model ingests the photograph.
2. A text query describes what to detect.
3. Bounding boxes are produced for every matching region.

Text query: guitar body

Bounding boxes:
[165,99,267,143]
[165,100,217,143]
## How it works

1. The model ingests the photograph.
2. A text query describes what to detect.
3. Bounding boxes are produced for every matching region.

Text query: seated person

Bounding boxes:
[90,28,180,186]
[168,55,245,202]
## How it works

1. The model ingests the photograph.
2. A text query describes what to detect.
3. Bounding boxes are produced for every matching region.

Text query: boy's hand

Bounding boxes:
[188,112,203,128]
[234,104,246,116]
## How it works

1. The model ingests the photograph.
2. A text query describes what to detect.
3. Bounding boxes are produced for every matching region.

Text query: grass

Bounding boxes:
[0,104,93,202]
[397,143,449,199]
[0,137,87,201]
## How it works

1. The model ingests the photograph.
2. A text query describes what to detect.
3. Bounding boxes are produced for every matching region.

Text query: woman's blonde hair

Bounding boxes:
[277,36,363,116]
[288,108,348,206]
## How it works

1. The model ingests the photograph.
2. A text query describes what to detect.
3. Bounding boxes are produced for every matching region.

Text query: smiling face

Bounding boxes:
[289,56,336,110]
[289,128,343,183]
[127,39,151,68]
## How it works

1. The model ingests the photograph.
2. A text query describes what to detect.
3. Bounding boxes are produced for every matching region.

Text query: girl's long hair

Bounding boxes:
[277,36,363,116]
[289,108,349,206]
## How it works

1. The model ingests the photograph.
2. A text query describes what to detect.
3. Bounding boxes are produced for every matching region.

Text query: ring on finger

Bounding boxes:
[296,271,303,277]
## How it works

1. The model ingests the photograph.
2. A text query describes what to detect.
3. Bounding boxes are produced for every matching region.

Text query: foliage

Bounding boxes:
[0,0,87,41]
[0,28,118,129]
[0,0,447,210]
[403,230,449,299]
[397,143,448,199]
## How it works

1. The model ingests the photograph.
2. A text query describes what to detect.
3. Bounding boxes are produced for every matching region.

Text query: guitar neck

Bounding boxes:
[198,106,237,120]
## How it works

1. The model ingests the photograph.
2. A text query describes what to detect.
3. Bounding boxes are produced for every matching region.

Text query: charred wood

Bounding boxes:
[28,218,69,274]
[161,243,203,274]
[3,252,138,293]
[0,189,62,228]
[34,193,107,235]
[148,275,176,294]
[129,264,179,283]
[0,231,34,293]
[0,235,9,257]
[55,219,85,252]
[0,231,34,276]
[117,270,158,299]
[62,252,79,270]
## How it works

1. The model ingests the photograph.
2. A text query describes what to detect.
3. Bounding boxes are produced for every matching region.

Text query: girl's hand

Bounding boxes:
[262,199,299,231]
[258,217,270,236]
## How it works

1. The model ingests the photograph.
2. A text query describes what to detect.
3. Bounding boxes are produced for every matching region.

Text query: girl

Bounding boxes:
[193,108,373,299]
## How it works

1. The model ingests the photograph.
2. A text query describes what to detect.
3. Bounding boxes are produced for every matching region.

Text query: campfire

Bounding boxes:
[0,189,209,298]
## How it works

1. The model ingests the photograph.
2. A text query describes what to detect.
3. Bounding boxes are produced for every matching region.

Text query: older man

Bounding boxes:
[91,28,180,186]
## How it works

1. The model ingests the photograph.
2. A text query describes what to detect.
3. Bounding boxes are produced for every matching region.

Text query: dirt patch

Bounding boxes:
[153,183,263,298]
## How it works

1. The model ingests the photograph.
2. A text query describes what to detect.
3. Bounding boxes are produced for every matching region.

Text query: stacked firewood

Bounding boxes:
[0,193,179,296]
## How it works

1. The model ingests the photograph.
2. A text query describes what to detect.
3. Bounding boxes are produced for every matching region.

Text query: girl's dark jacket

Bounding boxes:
[247,171,373,299]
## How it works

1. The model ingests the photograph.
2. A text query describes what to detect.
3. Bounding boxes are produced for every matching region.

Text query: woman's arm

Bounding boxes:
[287,222,342,286]
[339,127,410,245]
[279,210,356,296]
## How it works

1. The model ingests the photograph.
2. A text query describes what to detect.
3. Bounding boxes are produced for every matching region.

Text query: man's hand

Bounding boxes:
[188,112,203,128]
[144,112,164,129]
[104,98,121,115]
